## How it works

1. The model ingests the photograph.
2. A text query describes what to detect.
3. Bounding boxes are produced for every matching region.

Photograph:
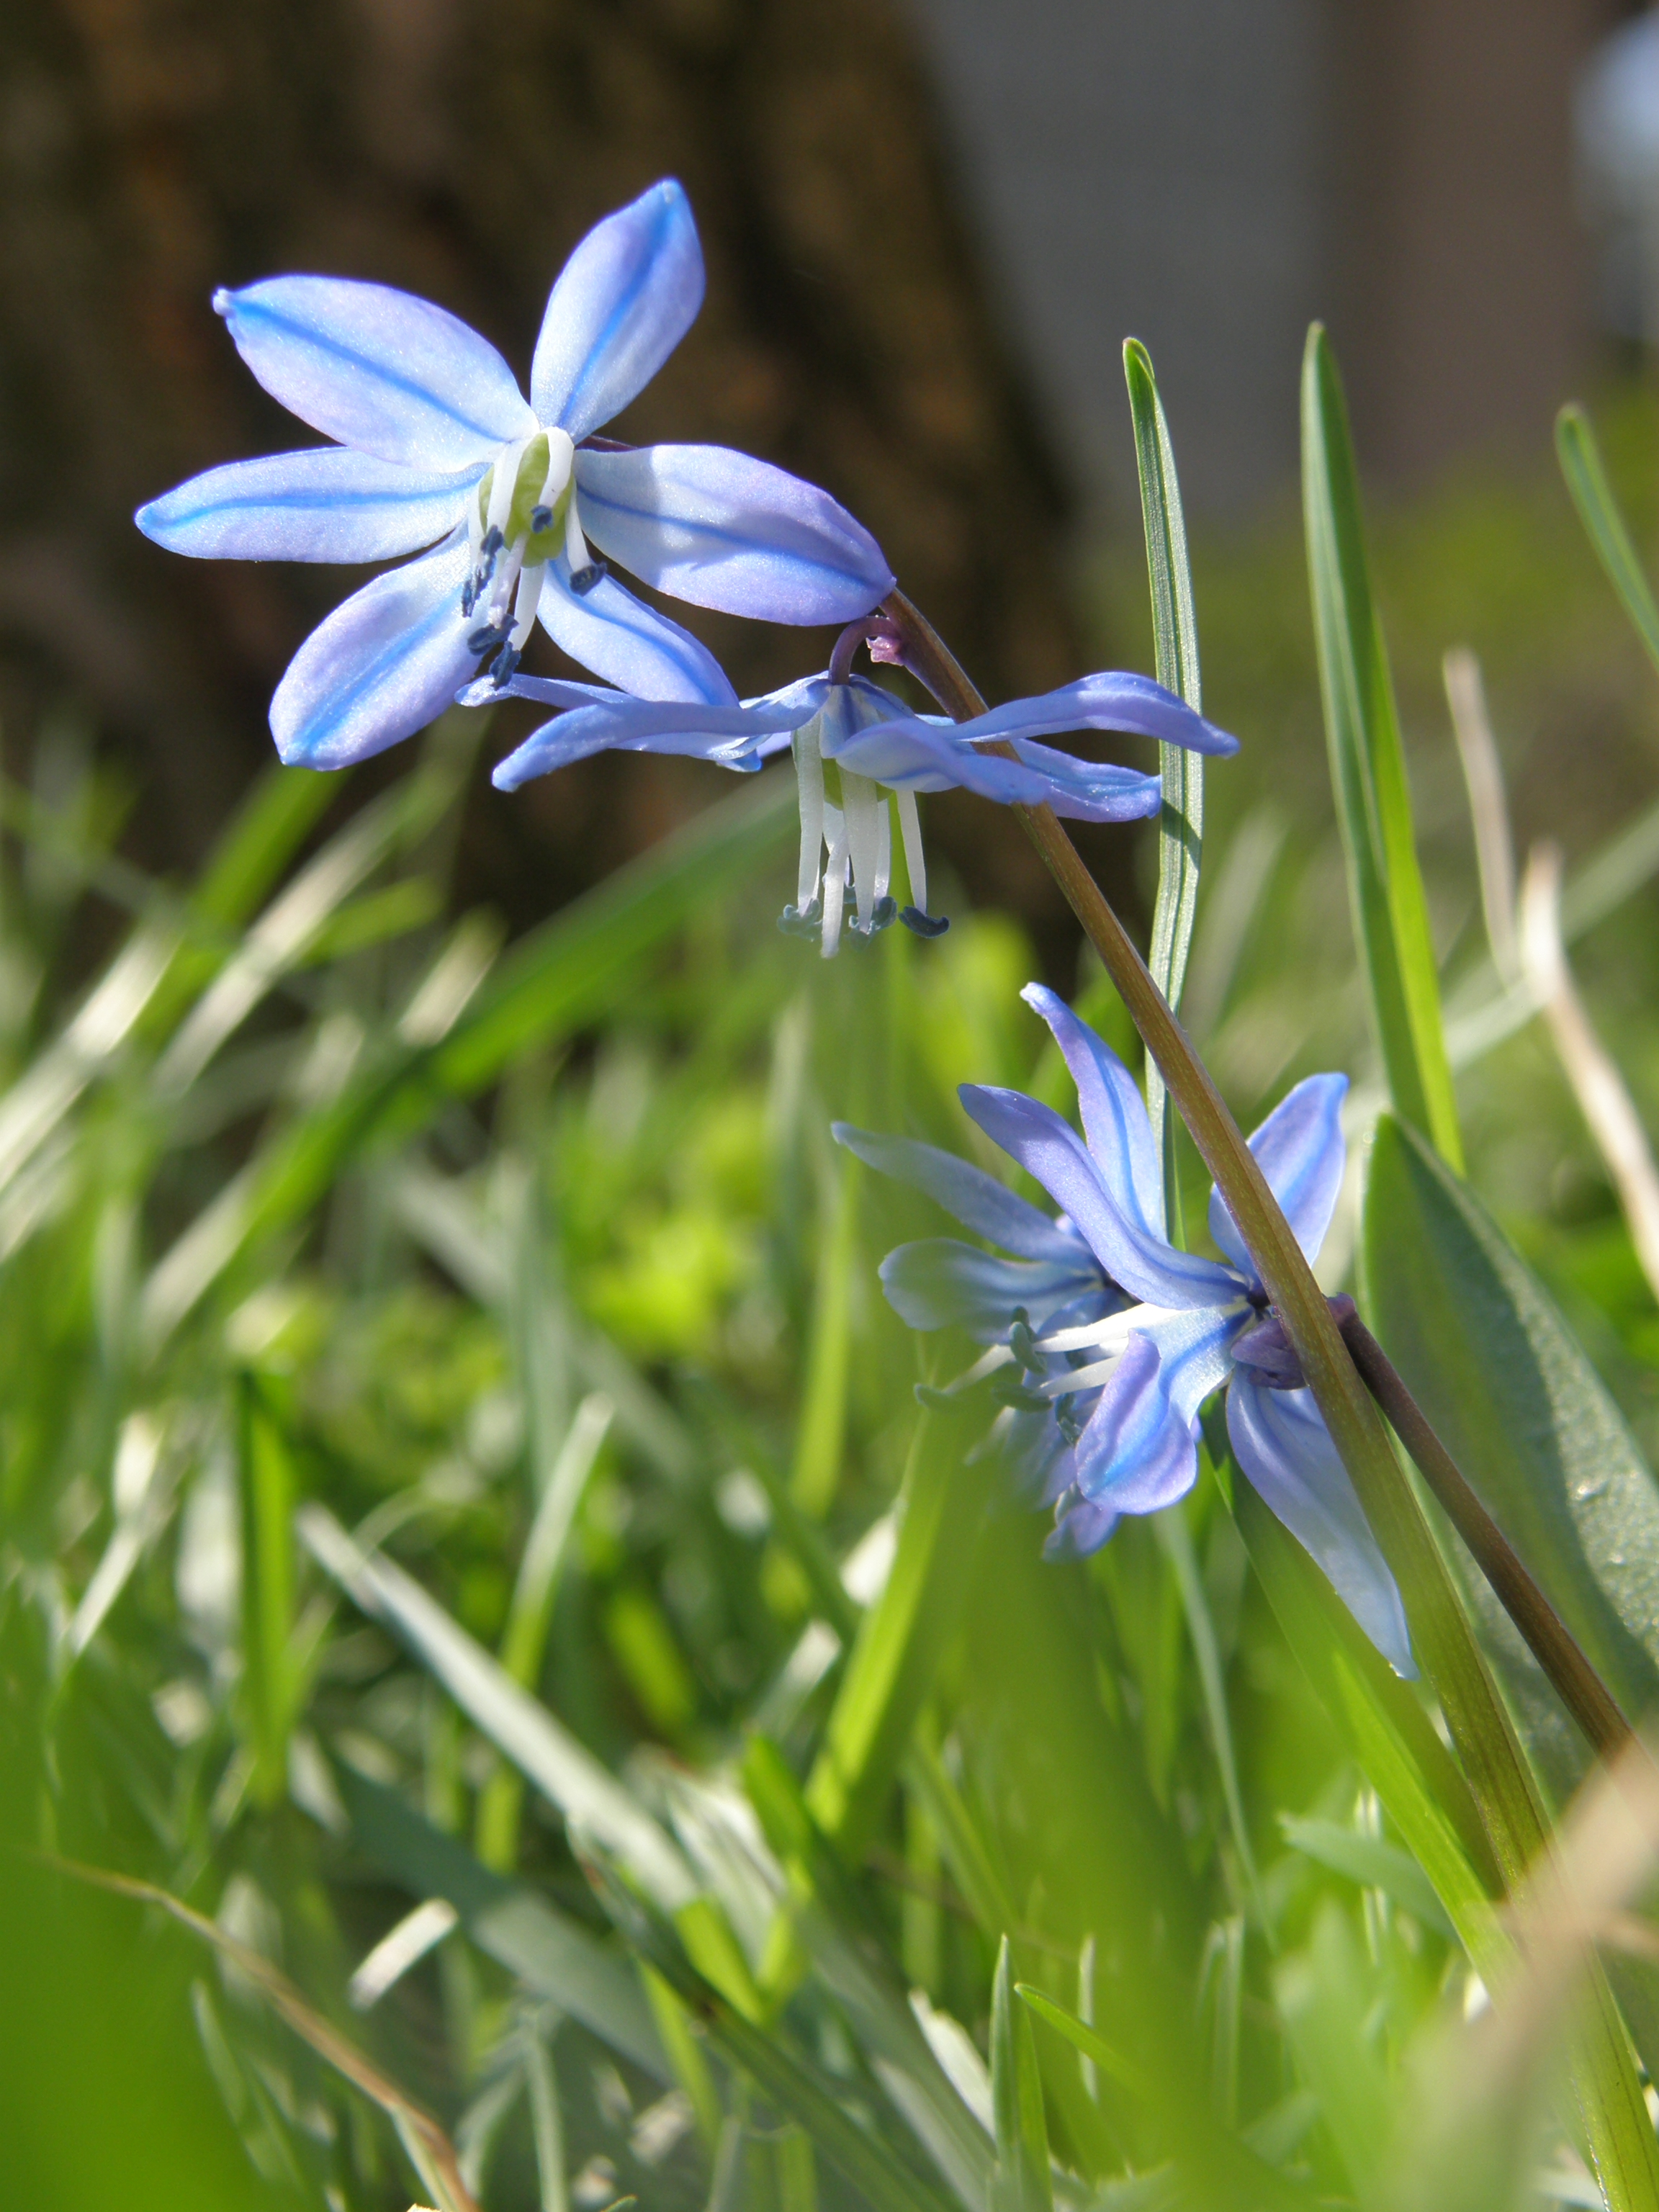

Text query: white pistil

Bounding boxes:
[896,789,927,914]
[487,435,529,541]
[793,717,826,910]
[820,801,851,958]
[1035,1304,1181,1357]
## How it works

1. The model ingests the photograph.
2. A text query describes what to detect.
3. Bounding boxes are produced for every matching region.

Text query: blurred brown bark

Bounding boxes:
[0,0,1100,945]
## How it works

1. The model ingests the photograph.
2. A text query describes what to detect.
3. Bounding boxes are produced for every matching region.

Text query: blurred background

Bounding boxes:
[6,0,1659,952]
[9,4,1659,2207]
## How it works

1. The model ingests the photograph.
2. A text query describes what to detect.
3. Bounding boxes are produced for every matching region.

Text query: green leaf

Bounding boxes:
[1272,1901,1389,2194]
[1229,1474,1501,1957]
[1012,1984,1150,2101]
[334,1761,668,2080]
[237,1375,297,1809]
[1300,324,1462,1169]
[1556,402,1659,678]
[1124,338,1202,1241]
[299,1503,696,1912]
[1278,1816,1457,1938]
[1361,1112,1659,1795]
[991,1939,1051,2212]
[804,1396,993,1858]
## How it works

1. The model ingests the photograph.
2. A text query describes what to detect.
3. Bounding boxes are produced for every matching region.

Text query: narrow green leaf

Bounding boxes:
[1229,1475,1500,1949]
[1124,338,1202,1241]
[335,1761,667,2080]
[192,762,341,932]
[991,1940,1052,2212]
[300,1504,696,1911]
[1273,1902,1389,2193]
[1361,1112,1659,1795]
[237,1375,295,1809]
[1013,1985,1151,2103]
[804,1397,993,1858]
[791,1148,859,1516]
[1278,1816,1457,1938]
[1556,402,1659,678]
[1301,324,1462,1169]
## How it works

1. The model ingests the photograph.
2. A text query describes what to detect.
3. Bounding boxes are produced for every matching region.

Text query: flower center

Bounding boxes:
[464,427,601,683]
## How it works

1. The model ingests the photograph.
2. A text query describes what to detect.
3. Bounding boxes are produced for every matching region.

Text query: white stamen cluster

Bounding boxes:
[464,428,597,680]
[782,698,940,958]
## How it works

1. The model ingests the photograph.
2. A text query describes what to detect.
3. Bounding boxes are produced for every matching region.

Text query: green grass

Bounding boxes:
[5,387,1659,2212]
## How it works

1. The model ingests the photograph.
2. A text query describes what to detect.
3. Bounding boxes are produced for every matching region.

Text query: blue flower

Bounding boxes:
[475,665,1238,956]
[837,984,1413,1673]
[135,181,893,770]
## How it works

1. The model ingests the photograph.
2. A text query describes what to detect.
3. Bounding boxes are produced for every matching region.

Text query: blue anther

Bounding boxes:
[490,644,522,688]
[467,622,509,654]
[900,906,950,939]
[569,560,608,597]
[530,505,553,534]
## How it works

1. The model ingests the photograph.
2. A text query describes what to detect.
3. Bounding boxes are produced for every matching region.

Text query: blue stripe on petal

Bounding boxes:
[269,534,478,769]
[215,277,536,471]
[1208,1073,1349,1279]
[532,181,705,441]
[828,716,1061,803]
[832,1123,1087,1265]
[136,448,475,563]
[1020,985,1164,1236]
[1227,1374,1414,1675]
[958,1086,1238,1309]
[1069,1334,1198,1514]
[877,1238,1102,1337]
[575,444,894,624]
[537,557,738,704]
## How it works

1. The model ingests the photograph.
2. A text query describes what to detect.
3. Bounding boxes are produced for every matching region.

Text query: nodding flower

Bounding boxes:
[837,984,1413,1675]
[135,180,893,770]
[474,660,1238,957]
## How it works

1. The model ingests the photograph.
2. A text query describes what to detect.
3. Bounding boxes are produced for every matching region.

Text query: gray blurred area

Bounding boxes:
[908,0,1627,513]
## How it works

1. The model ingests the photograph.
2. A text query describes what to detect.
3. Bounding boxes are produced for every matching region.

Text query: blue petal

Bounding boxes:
[827,714,1075,804]
[832,1123,1087,1266]
[136,448,476,563]
[1069,1334,1198,1514]
[877,1238,1102,1337]
[1044,1486,1119,1559]
[575,444,894,624]
[1020,985,1164,1236]
[1004,745,1164,823]
[945,672,1238,757]
[490,694,793,791]
[1227,1375,1414,1676]
[536,554,738,704]
[1208,1073,1349,1280]
[1002,1414,1078,1509]
[214,277,535,471]
[958,1087,1239,1309]
[531,181,704,441]
[269,533,477,769]
[1133,1304,1245,1426]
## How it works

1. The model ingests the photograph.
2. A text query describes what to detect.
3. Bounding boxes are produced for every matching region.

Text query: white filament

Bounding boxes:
[841,769,884,930]
[793,719,826,909]
[896,789,927,914]
[509,559,546,648]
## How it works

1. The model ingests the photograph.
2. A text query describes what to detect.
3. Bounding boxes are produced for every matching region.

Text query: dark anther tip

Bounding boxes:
[569,560,608,598]
[530,505,553,534]
[900,906,950,939]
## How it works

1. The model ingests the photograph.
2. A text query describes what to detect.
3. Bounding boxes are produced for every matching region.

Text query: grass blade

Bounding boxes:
[300,1504,694,1910]
[1557,402,1659,678]
[1124,338,1202,1239]
[991,1938,1052,2212]
[1301,323,1462,1169]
